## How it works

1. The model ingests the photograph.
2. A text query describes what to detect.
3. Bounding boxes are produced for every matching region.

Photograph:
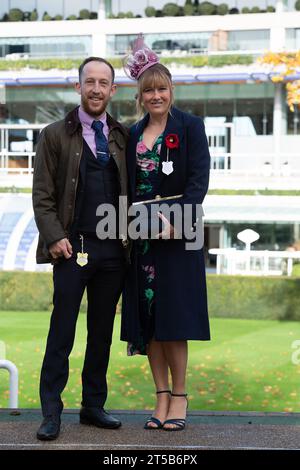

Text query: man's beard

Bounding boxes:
[81,95,108,117]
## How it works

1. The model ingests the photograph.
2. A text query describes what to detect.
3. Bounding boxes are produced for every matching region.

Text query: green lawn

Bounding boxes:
[0,312,299,412]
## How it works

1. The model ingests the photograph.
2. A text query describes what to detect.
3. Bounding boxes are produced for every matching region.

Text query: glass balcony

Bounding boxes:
[107,30,270,57]
[107,32,211,56]
[0,36,92,59]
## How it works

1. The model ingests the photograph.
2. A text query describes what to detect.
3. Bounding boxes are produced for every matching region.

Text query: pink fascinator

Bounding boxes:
[123,33,159,80]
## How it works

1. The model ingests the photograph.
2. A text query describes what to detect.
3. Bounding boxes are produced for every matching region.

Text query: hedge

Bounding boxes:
[0,271,87,312]
[207,275,300,321]
[0,272,299,320]
[0,54,254,72]
[0,271,53,312]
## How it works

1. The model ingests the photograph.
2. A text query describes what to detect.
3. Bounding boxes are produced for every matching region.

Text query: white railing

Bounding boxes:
[0,151,35,175]
[209,248,300,276]
[206,122,300,176]
[0,123,300,178]
[0,124,44,175]
[0,360,19,409]
[0,340,19,410]
[112,48,266,58]
[210,152,300,176]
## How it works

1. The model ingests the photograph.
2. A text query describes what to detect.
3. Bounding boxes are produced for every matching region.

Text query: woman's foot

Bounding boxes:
[163,393,188,431]
[144,390,171,429]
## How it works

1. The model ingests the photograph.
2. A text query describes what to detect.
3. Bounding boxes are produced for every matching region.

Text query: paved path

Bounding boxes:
[0,409,299,450]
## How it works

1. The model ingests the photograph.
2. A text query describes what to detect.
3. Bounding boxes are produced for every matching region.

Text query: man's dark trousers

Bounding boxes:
[39,235,126,417]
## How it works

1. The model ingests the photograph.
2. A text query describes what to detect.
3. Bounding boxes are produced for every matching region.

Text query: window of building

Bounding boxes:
[225,223,294,251]
[4,86,79,123]
[107,30,270,56]
[0,36,92,59]
[227,30,270,51]
[174,83,274,135]
[3,82,275,136]
[107,32,216,56]
[286,28,300,49]
[287,105,300,135]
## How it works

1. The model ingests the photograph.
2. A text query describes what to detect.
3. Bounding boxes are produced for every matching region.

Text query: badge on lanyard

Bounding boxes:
[162,145,174,175]
[76,234,88,267]
[162,160,174,175]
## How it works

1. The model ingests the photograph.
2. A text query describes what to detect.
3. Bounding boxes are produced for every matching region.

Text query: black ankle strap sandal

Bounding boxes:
[162,393,188,432]
[144,390,171,430]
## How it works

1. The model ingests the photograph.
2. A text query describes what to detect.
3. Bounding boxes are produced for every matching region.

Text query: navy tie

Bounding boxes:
[91,120,110,167]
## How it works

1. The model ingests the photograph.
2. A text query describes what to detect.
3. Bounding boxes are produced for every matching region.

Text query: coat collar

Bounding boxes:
[64,106,127,143]
[128,107,184,197]
[132,106,183,138]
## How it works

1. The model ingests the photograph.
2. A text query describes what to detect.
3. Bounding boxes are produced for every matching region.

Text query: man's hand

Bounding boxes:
[49,238,73,259]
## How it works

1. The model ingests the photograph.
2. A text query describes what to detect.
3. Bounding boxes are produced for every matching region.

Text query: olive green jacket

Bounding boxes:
[32,106,129,263]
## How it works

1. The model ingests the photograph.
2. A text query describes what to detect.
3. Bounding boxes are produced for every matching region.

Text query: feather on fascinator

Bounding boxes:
[123,33,159,80]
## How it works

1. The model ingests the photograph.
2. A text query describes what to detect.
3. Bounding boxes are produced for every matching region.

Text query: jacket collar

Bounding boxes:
[64,106,126,138]
[128,107,184,197]
[132,106,184,141]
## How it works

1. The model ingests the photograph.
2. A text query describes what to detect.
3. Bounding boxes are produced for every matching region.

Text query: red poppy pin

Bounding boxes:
[165,133,179,149]
[163,134,179,175]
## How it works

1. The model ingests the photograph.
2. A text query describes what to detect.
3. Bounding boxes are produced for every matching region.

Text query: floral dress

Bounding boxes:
[127,133,163,356]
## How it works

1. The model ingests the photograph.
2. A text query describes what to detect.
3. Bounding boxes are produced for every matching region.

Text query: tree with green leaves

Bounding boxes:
[8,8,23,21]
[30,9,38,21]
[162,2,180,16]
[217,3,229,15]
[145,6,156,17]
[198,2,217,15]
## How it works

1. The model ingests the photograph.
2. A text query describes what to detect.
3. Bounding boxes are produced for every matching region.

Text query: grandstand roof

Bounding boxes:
[0,67,297,87]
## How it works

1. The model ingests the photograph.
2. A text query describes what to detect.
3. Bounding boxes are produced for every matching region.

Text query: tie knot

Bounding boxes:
[92,120,104,133]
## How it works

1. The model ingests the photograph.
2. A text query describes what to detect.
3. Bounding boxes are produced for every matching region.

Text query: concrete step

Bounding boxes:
[0,408,299,451]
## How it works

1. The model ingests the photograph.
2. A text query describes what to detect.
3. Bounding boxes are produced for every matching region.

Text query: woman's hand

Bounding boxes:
[156,212,179,239]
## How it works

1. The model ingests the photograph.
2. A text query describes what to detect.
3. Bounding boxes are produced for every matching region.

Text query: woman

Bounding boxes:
[121,35,211,431]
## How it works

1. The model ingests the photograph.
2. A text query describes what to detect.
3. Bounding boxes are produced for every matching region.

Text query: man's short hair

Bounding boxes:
[78,57,115,83]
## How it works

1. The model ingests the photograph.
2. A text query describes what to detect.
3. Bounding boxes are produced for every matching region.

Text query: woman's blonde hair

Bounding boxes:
[136,63,174,119]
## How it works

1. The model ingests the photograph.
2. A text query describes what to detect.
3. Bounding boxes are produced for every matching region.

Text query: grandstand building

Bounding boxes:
[0,0,299,271]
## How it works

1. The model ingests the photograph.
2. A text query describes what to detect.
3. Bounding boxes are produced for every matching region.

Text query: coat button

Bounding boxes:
[72,178,75,183]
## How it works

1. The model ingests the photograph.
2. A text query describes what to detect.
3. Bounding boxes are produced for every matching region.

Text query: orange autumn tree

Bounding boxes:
[259,51,300,112]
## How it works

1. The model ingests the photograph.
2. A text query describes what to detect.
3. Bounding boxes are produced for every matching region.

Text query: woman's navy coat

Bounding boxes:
[121,107,211,342]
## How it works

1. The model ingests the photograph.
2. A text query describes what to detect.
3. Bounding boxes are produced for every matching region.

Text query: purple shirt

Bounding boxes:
[78,106,109,158]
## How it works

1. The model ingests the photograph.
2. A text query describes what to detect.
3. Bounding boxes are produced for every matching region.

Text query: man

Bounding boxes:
[32,57,129,440]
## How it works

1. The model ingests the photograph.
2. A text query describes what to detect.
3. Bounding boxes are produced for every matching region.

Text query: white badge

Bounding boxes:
[76,234,88,267]
[162,161,174,175]
[76,252,88,267]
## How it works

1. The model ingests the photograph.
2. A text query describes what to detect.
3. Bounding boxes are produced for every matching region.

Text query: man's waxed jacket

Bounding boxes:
[32,106,129,264]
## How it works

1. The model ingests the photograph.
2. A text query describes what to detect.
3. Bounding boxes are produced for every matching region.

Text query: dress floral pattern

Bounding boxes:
[127,134,163,356]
